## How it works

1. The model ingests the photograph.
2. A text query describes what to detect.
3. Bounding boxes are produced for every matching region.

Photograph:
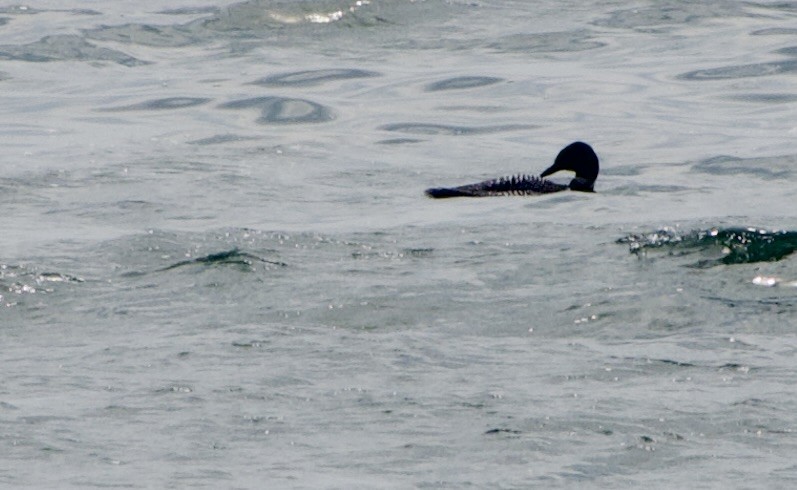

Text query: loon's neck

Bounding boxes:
[569,177,595,192]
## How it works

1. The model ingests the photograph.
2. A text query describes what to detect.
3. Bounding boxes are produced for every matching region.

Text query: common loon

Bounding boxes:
[425,141,599,198]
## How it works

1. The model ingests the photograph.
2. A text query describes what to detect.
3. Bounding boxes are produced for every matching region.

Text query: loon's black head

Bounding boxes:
[539,141,599,192]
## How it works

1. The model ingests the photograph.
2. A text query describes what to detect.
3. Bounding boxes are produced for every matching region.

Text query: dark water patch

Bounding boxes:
[98,229,295,280]
[704,295,797,313]
[403,248,434,258]
[691,154,795,179]
[0,17,8,27]
[654,358,696,367]
[678,60,797,80]
[733,398,776,408]
[220,96,334,124]
[158,249,287,272]
[158,6,221,15]
[618,227,797,266]
[92,231,296,324]
[752,27,797,36]
[189,134,260,145]
[99,97,212,112]
[487,30,605,54]
[84,23,198,48]
[231,340,271,348]
[775,46,797,57]
[614,355,758,373]
[251,68,380,87]
[112,200,156,212]
[437,105,509,114]
[727,93,797,103]
[594,3,746,31]
[379,122,536,136]
[639,435,655,444]
[66,9,102,16]
[0,34,146,66]
[425,76,503,92]
[376,138,425,145]
[484,428,522,436]
[751,2,797,13]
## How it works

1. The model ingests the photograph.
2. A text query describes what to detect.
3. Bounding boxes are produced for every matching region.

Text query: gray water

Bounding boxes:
[2,1,797,488]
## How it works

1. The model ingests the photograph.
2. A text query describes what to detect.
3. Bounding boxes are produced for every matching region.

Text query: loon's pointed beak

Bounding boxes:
[540,163,559,178]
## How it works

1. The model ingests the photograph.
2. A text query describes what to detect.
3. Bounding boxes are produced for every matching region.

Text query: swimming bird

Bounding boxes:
[425,141,599,198]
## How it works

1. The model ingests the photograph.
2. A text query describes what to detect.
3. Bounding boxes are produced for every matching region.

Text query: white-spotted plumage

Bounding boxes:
[425,141,599,199]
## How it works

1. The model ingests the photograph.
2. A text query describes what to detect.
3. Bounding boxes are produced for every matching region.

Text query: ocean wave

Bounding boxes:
[618,227,797,267]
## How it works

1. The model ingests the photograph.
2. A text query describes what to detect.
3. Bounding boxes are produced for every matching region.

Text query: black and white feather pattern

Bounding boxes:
[425,174,567,198]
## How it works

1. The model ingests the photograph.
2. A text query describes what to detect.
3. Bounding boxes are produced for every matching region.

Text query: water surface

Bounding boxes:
[2,1,797,488]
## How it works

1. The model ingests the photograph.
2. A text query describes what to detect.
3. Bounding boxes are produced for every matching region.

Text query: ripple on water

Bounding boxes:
[379,122,537,136]
[157,6,221,16]
[775,46,797,57]
[84,23,198,48]
[0,6,99,15]
[752,28,797,36]
[188,134,260,145]
[98,97,212,112]
[727,93,797,104]
[220,96,334,124]
[487,29,605,53]
[199,0,395,31]
[1,263,84,308]
[251,68,380,87]
[375,138,425,145]
[424,76,504,92]
[157,249,287,272]
[0,34,145,66]
[678,59,797,80]
[593,3,746,31]
[618,227,797,266]
[691,154,796,180]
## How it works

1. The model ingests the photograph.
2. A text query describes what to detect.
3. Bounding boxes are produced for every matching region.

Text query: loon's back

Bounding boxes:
[425,141,599,198]
[425,174,567,198]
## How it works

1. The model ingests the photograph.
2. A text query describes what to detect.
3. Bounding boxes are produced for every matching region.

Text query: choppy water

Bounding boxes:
[2,1,797,488]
